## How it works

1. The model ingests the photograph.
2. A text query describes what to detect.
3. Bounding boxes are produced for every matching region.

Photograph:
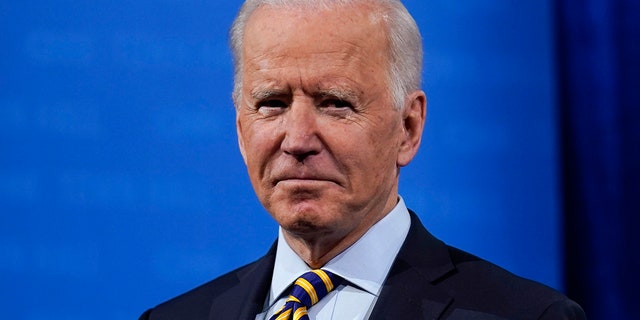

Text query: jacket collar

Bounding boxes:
[208,242,277,320]
[368,211,455,319]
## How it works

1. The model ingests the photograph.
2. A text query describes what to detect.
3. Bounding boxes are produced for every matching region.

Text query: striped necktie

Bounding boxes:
[269,269,342,320]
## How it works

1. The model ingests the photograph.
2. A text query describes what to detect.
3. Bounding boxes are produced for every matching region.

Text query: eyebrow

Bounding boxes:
[249,84,361,102]
[314,87,360,103]
[250,85,288,101]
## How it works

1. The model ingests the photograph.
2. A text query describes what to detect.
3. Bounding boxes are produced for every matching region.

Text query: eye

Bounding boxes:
[258,99,288,109]
[322,99,353,110]
[255,99,288,116]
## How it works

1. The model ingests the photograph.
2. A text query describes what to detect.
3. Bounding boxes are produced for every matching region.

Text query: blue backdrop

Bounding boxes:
[2,0,629,319]
[558,0,640,318]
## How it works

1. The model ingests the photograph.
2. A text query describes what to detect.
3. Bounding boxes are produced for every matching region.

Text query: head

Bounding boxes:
[231,0,426,262]
[230,0,423,110]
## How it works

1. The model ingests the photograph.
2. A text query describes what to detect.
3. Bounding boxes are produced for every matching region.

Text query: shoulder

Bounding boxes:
[441,245,585,319]
[400,212,585,319]
[138,258,263,320]
[445,245,561,300]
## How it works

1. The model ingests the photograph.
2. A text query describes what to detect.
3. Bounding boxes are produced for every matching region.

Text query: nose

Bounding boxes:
[281,99,322,162]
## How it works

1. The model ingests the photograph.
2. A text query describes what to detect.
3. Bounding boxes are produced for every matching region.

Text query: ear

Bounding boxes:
[236,113,248,165]
[397,90,427,167]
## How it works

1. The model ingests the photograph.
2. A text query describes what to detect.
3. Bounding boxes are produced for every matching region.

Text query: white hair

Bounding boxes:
[229,0,423,110]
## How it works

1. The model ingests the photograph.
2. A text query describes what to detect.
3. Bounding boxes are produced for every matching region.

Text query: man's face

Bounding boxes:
[236,4,422,242]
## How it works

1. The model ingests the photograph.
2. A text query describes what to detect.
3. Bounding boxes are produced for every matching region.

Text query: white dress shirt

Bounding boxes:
[255,197,411,320]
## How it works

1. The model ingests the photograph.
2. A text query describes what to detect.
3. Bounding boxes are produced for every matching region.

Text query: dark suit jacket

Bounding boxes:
[140,212,585,319]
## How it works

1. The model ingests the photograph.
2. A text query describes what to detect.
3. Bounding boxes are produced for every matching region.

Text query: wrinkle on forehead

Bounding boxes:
[250,78,366,106]
[244,48,380,89]
[241,4,390,64]
[243,3,389,46]
[240,3,392,104]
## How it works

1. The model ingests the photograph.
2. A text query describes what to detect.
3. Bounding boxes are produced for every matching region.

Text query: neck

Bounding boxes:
[282,198,399,268]
[282,229,364,269]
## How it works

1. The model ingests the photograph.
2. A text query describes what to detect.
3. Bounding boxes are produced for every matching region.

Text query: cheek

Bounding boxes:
[360,123,403,175]
[240,122,281,176]
[337,127,397,174]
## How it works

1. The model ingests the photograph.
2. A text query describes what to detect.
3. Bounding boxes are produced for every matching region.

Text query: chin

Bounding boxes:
[274,205,339,233]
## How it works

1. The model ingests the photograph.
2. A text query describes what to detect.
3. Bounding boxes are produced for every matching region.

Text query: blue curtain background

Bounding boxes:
[0,0,637,319]
[557,0,640,318]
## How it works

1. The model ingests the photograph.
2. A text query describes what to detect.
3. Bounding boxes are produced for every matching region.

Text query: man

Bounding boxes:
[141,0,585,319]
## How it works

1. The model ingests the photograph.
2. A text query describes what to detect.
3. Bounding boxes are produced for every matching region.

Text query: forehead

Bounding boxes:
[241,4,390,80]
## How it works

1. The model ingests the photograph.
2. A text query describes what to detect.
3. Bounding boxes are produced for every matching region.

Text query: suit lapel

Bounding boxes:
[208,243,277,320]
[369,211,456,319]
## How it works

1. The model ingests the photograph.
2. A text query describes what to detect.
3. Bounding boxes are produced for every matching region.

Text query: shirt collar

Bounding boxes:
[268,197,411,305]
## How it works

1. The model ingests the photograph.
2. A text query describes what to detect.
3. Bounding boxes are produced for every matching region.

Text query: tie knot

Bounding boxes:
[288,269,341,308]
[269,269,342,320]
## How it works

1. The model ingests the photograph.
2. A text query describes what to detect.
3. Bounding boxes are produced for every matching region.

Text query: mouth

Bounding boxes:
[272,172,341,188]
[275,177,337,186]
[272,179,340,198]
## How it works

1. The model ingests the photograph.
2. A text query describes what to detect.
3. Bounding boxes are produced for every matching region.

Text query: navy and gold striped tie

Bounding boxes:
[269,269,342,320]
